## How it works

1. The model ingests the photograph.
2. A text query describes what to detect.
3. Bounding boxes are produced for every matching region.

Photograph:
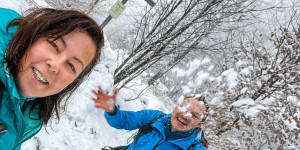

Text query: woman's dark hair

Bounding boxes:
[5,8,104,125]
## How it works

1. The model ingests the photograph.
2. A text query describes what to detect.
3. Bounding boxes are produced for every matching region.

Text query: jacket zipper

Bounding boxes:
[152,138,164,150]
[13,104,25,150]
[13,99,42,149]
[14,123,42,149]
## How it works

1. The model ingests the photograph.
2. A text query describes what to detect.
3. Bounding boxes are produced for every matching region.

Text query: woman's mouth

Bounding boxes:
[33,67,48,84]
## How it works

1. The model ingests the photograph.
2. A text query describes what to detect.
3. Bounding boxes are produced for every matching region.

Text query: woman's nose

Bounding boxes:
[47,59,63,73]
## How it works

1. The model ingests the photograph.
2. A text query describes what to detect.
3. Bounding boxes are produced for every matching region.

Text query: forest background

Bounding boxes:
[1,0,299,149]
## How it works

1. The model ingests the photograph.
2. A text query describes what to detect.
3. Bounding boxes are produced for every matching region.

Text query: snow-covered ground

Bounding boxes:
[2,0,299,149]
[0,0,29,13]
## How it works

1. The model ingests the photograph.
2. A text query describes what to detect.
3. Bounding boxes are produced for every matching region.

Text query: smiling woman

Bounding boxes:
[0,7,103,150]
[17,28,96,98]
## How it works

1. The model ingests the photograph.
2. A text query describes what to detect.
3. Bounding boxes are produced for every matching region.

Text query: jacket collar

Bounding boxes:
[0,61,35,102]
[152,114,201,149]
[0,16,35,103]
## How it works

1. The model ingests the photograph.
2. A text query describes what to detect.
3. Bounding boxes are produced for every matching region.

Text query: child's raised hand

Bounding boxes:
[92,86,118,114]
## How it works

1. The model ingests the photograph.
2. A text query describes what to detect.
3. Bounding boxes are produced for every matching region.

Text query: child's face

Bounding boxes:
[16,28,96,98]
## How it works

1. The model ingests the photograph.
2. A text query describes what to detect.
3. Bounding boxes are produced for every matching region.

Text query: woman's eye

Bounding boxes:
[49,41,59,51]
[68,63,76,73]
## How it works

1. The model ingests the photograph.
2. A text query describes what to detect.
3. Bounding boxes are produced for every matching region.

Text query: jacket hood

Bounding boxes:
[152,114,203,149]
[0,8,35,102]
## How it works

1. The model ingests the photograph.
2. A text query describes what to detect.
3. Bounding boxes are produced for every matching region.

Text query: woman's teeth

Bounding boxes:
[33,68,48,83]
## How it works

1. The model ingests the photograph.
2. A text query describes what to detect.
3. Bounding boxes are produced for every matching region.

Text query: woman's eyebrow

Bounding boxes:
[73,57,84,68]
[60,37,67,48]
[59,37,84,68]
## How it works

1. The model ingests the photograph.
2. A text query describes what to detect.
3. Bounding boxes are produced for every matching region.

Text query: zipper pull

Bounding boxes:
[0,124,8,134]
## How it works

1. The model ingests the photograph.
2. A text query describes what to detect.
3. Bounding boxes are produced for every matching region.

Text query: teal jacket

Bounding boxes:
[0,8,42,150]
[105,107,207,150]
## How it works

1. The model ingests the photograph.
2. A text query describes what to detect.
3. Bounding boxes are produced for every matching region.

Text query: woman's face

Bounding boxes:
[17,28,96,98]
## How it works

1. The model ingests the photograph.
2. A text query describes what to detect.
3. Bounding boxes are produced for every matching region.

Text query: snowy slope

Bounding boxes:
[0,0,29,13]
[3,0,299,149]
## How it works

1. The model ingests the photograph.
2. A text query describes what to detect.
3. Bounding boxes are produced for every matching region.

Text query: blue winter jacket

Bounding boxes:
[0,8,42,150]
[105,107,207,150]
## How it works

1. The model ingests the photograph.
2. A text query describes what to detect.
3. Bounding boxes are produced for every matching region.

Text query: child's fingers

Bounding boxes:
[113,88,118,95]
[95,104,101,108]
[95,104,106,109]
[92,90,100,96]
[112,88,118,101]
[98,86,105,94]
[92,98,101,103]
